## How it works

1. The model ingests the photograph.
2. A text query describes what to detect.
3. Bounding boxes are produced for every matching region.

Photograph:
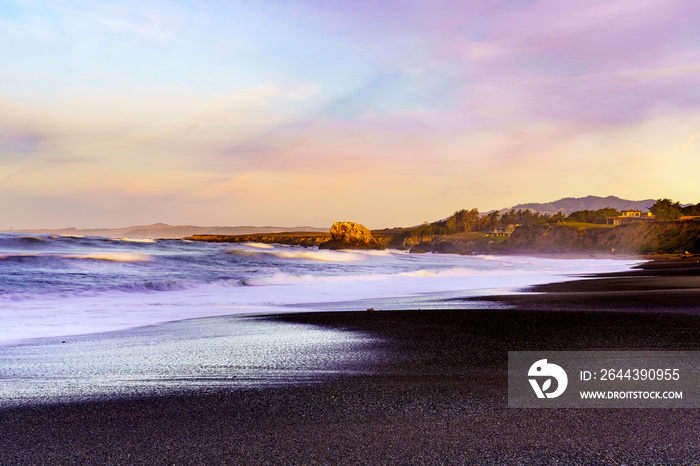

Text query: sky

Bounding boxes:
[1,0,699,229]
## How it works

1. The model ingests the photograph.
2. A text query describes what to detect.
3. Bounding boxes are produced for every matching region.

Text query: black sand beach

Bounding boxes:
[1,257,700,465]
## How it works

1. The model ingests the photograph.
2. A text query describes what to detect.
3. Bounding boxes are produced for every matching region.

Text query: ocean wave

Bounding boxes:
[0,253,53,261]
[20,236,45,242]
[0,279,198,303]
[0,233,121,251]
[229,247,362,262]
[114,237,157,243]
[267,249,361,262]
[67,252,152,262]
[227,249,264,259]
[241,273,330,286]
[0,235,48,250]
[0,252,151,262]
[243,242,274,249]
[112,279,193,293]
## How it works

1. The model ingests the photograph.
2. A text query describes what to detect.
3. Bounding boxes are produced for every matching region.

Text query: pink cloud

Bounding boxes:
[299,0,700,128]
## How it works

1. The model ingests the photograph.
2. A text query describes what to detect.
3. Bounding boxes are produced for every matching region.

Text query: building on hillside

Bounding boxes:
[492,225,517,237]
[605,210,655,225]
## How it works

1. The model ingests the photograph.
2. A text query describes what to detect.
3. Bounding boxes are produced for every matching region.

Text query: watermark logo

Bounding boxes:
[510,351,698,408]
[528,359,568,398]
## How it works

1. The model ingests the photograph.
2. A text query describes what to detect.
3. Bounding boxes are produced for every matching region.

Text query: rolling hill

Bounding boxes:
[500,195,656,215]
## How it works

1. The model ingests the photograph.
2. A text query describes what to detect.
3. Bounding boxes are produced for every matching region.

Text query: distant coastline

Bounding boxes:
[0,224,327,239]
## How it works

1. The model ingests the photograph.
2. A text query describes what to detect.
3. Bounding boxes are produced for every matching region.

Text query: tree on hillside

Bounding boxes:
[495,208,553,226]
[500,209,518,225]
[446,209,480,233]
[477,211,501,230]
[547,212,566,223]
[649,199,682,221]
[519,209,536,225]
[596,207,621,221]
[567,210,593,223]
[567,207,620,224]
[681,203,700,216]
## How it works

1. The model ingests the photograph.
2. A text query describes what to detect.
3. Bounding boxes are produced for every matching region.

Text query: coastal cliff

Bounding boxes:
[186,220,700,256]
[504,220,700,254]
[392,220,700,255]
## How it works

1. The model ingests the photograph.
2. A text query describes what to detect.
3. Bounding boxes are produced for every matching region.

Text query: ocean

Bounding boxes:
[0,232,644,346]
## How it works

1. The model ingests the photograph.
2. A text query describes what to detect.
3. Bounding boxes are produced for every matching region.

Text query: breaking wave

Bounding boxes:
[114,237,157,243]
[0,279,196,302]
[0,252,151,262]
[243,242,274,249]
[0,236,47,249]
[111,279,194,293]
[65,252,152,262]
[229,247,362,262]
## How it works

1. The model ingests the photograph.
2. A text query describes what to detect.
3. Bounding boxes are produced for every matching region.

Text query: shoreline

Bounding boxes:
[0,251,646,348]
[1,257,699,463]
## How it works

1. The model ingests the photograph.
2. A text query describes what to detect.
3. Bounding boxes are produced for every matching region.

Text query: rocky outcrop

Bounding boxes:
[320,222,383,250]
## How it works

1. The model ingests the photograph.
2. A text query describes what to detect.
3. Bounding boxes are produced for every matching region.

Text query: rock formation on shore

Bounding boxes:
[320,222,383,250]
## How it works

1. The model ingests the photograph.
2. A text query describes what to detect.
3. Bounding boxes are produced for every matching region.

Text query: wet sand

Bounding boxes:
[1,257,700,464]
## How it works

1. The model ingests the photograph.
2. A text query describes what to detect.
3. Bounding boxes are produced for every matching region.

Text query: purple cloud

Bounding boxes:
[294,0,700,128]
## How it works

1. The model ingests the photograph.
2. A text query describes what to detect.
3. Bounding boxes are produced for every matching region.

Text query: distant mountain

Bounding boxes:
[499,196,657,216]
[2,224,328,239]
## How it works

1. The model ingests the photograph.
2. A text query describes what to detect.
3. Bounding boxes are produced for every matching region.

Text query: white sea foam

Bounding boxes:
[339,249,396,256]
[244,267,489,286]
[66,252,152,262]
[399,267,482,278]
[0,257,643,345]
[229,246,362,262]
[244,242,274,249]
[266,249,361,262]
[115,237,157,243]
[243,272,383,286]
